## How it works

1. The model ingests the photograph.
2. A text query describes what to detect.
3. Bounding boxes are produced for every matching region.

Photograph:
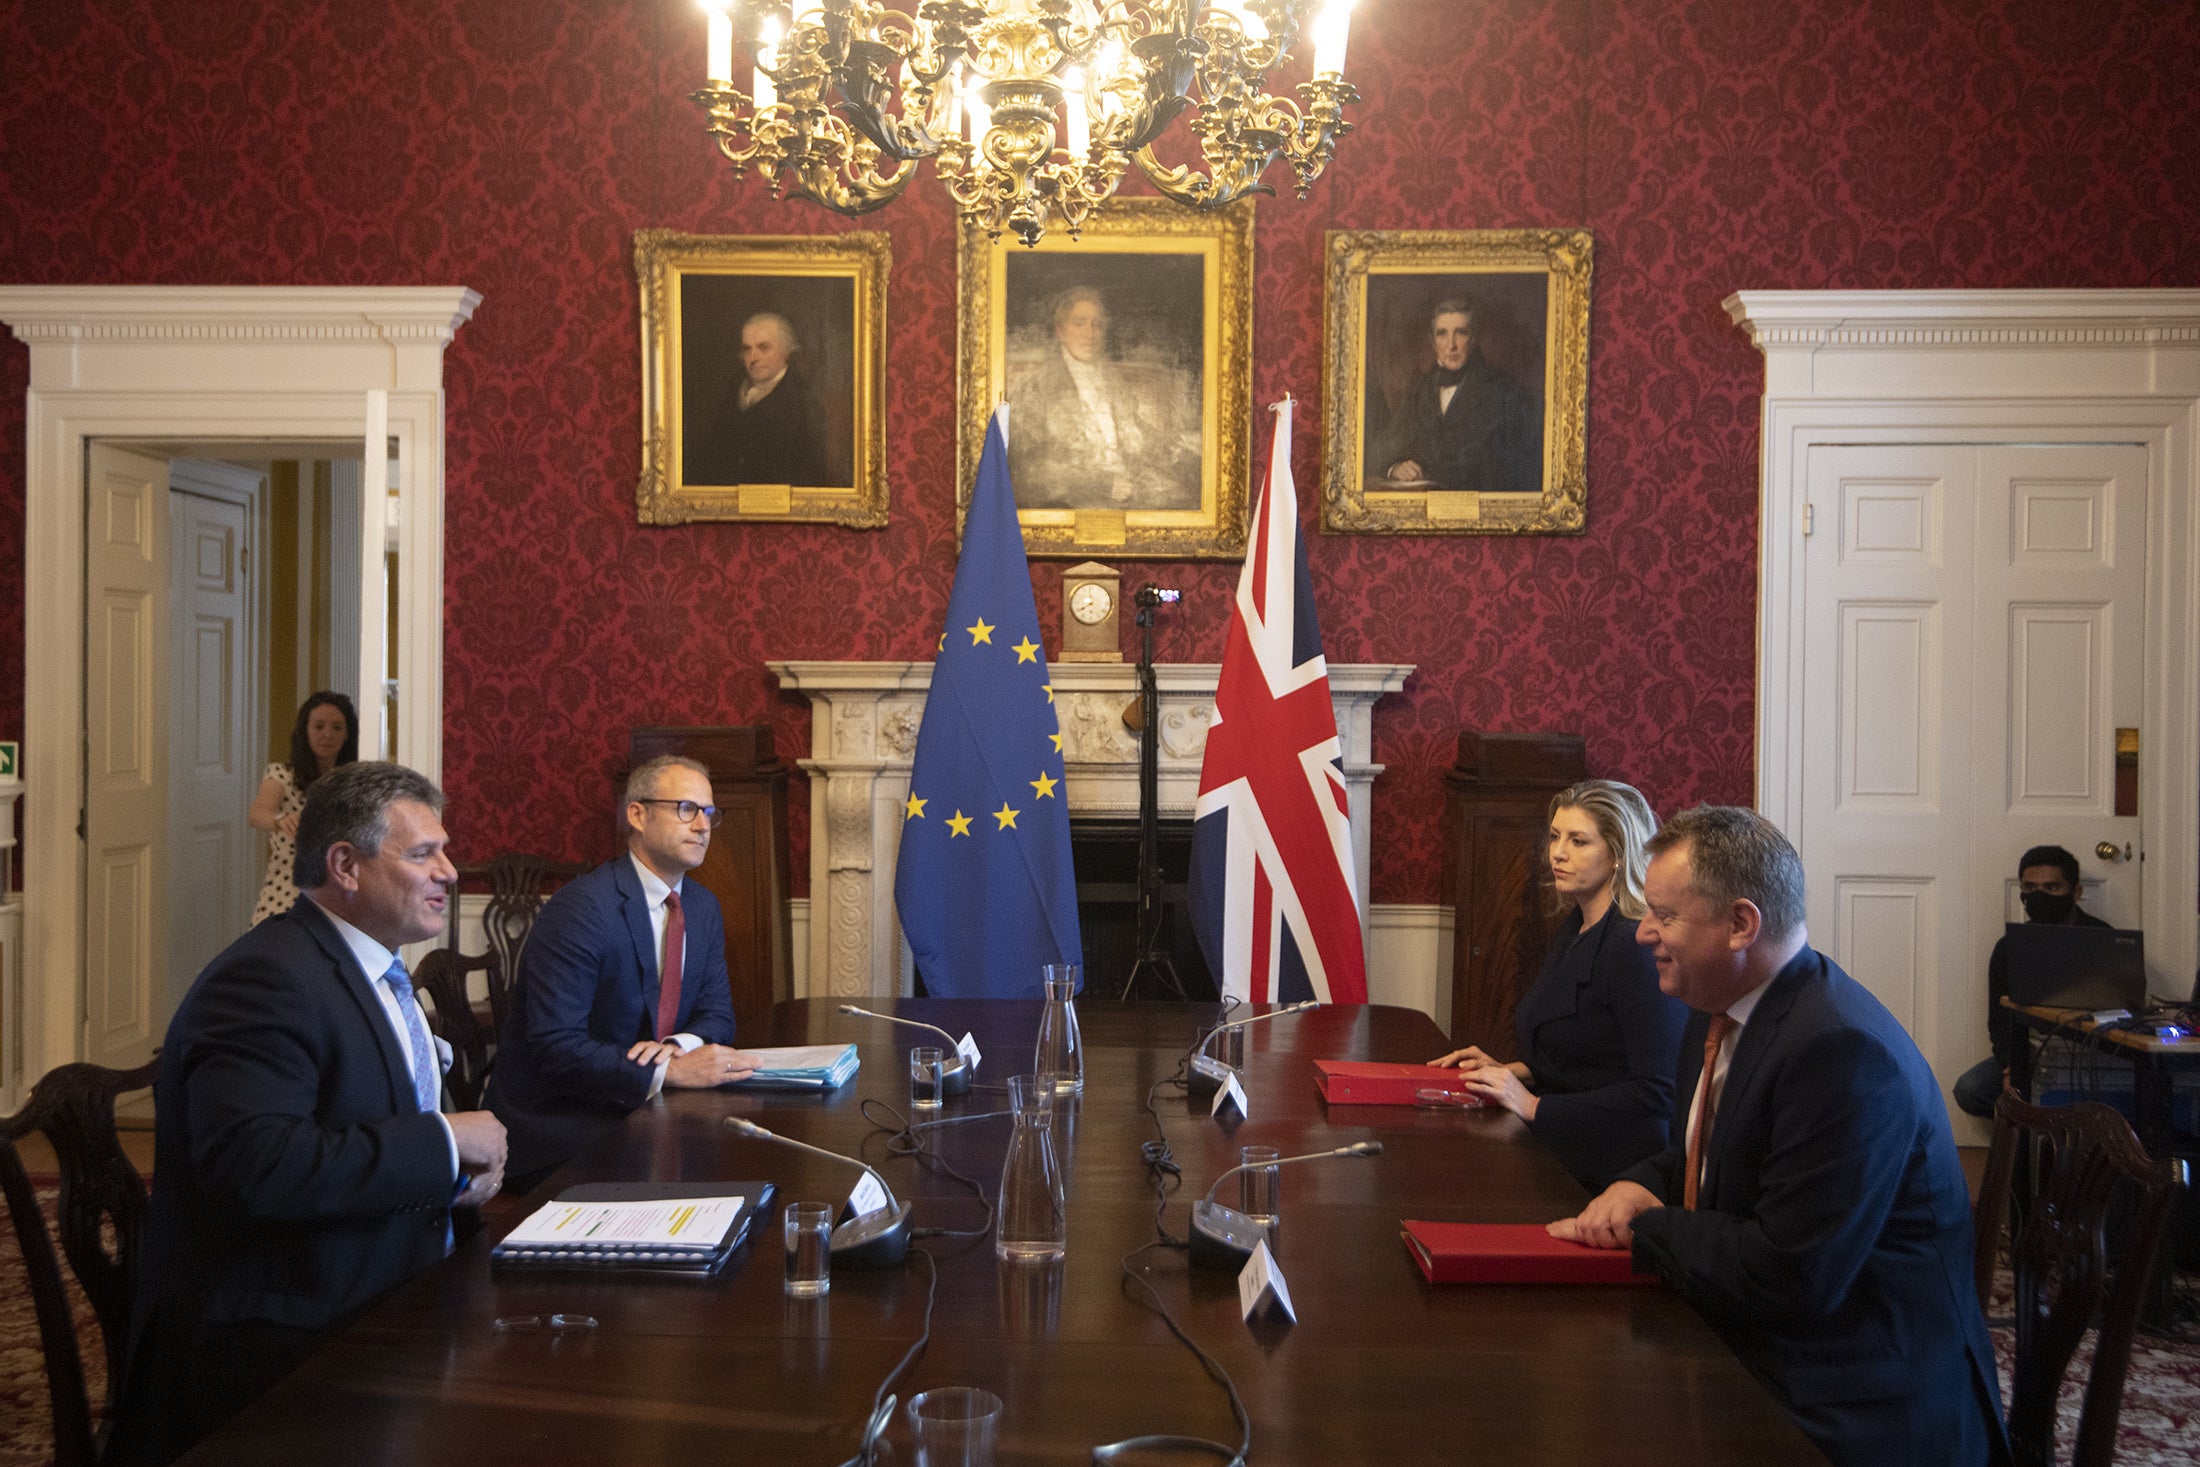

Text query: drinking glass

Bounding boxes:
[783,1200,833,1297]
[1239,1144,1281,1234]
[908,1387,1002,1467]
[910,1045,946,1112]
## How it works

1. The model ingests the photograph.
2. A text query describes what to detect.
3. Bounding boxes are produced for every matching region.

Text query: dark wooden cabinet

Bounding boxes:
[628,726,793,1043]
[1444,730,1586,1056]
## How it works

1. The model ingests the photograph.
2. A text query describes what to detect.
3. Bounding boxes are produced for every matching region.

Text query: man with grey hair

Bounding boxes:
[684,308,831,487]
[115,762,507,1464]
[1550,806,2006,1467]
[1370,297,1539,495]
[490,754,755,1187]
[1007,282,1201,510]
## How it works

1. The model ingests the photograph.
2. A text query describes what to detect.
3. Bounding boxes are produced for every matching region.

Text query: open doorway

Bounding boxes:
[0,283,478,1109]
[78,441,381,1068]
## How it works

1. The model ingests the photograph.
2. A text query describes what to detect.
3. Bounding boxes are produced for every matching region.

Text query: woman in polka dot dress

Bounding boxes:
[247,691,360,925]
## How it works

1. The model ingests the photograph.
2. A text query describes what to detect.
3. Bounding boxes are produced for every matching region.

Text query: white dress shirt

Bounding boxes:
[629,854,704,1098]
[1061,350,1129,472]
[1679,972,1777,1181]
[311,900,459,1181]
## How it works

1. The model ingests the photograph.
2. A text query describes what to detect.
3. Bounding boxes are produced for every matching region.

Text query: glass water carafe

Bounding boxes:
[995,1074,1068,1262]
[1032,963,1084,1096]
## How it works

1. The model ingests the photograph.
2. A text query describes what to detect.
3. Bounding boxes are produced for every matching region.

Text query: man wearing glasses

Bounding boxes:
[491,754,758,1188]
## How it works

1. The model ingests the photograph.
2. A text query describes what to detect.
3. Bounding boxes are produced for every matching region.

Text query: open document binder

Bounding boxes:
[491,1181,775,1278]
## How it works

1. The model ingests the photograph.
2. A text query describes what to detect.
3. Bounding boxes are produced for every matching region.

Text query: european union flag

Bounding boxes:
[893,407,1083,999]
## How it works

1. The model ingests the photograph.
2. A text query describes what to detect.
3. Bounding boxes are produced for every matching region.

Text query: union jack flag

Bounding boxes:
[1188,399,1369,1004]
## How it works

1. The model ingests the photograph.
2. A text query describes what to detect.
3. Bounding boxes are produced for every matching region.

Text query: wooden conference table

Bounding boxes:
[187,1000,1820,1465]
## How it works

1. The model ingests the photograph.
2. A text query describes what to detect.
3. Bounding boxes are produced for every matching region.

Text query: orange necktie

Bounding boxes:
[1683,1014,1737,1211]
[655,890,685,1040]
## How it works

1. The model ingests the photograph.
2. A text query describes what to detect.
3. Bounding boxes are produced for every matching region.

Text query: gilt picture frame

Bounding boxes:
[635,229,889,527]
[956,198,1254,560]
[1322,228,1592,535]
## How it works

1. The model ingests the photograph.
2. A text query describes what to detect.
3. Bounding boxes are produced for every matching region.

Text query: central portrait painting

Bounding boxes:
[958,199,1254,559]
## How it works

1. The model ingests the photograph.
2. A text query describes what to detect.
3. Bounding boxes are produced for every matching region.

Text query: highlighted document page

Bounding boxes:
[502,1196,748,1253]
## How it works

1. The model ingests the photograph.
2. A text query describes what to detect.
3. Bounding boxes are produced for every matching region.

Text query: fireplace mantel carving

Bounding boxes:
[771,660,1413,998]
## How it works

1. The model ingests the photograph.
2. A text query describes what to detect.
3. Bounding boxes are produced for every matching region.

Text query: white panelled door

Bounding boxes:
[83,443,171,1071]
[167,474,257,1008]
[1800,442,2147,1110]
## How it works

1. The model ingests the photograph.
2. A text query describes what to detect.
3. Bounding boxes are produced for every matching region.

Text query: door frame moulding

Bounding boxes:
[1728,288,2200,1002]
[0,285,480,1102]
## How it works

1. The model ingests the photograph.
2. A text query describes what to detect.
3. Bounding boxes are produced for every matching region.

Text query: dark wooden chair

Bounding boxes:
[1973,1087,2179,1467]
[412,949,500,1111]
[452,854,589,1034]
[0,1059,159,1467]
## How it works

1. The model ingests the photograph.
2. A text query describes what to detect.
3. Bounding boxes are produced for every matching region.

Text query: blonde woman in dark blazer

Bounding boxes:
[1432,779,1687,1190]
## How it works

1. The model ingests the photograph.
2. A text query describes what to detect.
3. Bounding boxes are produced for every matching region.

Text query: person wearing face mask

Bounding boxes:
[1951,844,2110,1119]
[1429,779,1689,1190]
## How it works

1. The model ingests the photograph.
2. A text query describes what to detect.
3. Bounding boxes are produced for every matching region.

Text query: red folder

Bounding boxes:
[1400,1220,1655,1285]
[1312,1059,1484,1106]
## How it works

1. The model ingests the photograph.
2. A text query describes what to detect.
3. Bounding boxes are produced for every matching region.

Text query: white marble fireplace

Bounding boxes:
[771,660,1414,998]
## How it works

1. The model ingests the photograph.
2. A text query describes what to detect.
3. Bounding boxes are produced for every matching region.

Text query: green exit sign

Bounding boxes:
[0,742,17,778]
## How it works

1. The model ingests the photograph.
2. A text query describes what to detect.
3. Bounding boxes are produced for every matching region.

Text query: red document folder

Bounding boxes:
[1312,1059,1483,1106]
[1400,1220,1655,1285]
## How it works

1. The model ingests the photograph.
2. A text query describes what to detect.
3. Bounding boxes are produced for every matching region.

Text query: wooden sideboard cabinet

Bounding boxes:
[1444,731,1587,1056]
[629,726,793,1042]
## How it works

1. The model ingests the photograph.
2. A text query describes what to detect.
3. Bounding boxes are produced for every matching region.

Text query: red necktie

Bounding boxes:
[656,889,685,1041]
[1683,1014,1737,1211]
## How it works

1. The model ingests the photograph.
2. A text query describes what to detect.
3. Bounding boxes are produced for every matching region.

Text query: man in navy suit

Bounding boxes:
[491,754,757,1187]
[1551,806,2007,1467]
[113,763,508,1465]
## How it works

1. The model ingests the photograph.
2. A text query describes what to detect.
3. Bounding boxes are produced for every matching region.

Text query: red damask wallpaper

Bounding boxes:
[2,0,2196,903]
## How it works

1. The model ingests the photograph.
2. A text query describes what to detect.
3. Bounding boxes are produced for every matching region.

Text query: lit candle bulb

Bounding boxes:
[966,87,992,145]
[1310,0,1354,76]
[793,0,824,21]
[1218,1,1267,42]
[703,2,732,84]
[754,15,781,107]
[1063,68,1090,154]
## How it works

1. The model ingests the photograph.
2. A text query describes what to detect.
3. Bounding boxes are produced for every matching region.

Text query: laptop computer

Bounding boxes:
[2002,923,2146,1011]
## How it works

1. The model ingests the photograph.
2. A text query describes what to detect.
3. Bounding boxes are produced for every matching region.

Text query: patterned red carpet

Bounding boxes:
[3,1181,2197,1465]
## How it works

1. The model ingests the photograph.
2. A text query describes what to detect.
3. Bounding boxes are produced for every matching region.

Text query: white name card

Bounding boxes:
[848,1173,892,1220]
[957,1032,982,1070]
[1238,1240,1296,1324]
[1211,1071,1249,1121]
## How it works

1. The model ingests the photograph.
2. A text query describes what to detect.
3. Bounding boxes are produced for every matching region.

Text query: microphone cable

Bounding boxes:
[1093,1240,1251,1467]
[859,1096,1000,1242]
[1139,1071,1188,1248]
[832,1242,940,1467]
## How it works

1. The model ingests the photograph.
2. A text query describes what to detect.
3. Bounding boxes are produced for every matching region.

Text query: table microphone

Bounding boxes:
[1187,1000,1321,1101]
[723,1117,913,1267]
[1189,1140,1382,1271]
[836,1003,976,1096]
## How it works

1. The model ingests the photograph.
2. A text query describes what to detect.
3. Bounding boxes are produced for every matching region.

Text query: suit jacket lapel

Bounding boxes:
[293,897,414,1116]
[612,857,661,1011]
[1704,950,1813,1203]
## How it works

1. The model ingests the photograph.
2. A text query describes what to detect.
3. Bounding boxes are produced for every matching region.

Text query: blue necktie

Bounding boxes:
[381,957,441,1115]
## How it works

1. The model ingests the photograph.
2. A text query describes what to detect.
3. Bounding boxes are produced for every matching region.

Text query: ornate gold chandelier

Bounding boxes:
[694,0,1360,246]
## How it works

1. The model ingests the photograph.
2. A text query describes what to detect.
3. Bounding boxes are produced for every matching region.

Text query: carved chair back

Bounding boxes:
[1974,1087,2179,1467]
[0,1059,158,1467]
[411,948,500,1110]
[451,854,589,1034]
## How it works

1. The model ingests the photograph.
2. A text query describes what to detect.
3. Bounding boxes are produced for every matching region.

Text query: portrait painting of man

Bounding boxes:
[1321,229,1592,536]
[1002,256,1205,512]
[634,230,888,528]
[679,273,853,490]
[1362,274,1546,495]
